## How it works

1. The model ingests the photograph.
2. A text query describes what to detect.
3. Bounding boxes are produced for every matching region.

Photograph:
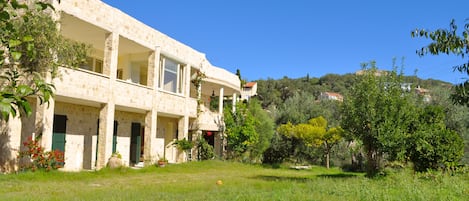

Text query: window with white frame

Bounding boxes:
[160,57,184,94]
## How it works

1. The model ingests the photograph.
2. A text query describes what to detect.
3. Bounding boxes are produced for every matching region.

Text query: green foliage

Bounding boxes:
[0,0,87,121]
[173,138,194,151]
[18,136,64,172]
[342,61,464,175]
[224,102,258,159]
[276,116,344,168]
[262,132,292,164]
[341,61,418,176]
[246,99,275,162]
[409,125,464,172]
[408,106,465,172]
[223,99,274,162]
[412,19,469,106]
[430,86,469,164]
[196,137,214,160]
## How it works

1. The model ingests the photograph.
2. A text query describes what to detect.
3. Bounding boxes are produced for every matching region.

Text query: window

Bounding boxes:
[117,69,123,80]
[79,57,103,73]
[160,57,184,94]
[164,59,178,92]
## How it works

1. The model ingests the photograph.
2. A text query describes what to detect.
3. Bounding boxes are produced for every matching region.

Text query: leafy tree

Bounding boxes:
[224,102,258,160]
[431,86,469,164]
[411,19,469,106]
[277,116,343,168]
[0,0,87,121]
[276,92,316,125]
[246,99,274,162]
[408,106,464,172]
[262,132,292,165]
[341,61,418,176]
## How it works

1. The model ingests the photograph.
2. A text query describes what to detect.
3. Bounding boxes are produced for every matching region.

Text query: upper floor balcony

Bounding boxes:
[56,0,241,118]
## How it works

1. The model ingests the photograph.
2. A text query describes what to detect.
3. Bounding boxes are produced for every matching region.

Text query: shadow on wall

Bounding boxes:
[0,123,16,173]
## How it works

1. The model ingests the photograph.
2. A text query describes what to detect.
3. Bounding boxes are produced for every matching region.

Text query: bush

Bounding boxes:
[196,137,214,160]
[262,133,291,164]
[409,127,464,172]
[18,136,64,172]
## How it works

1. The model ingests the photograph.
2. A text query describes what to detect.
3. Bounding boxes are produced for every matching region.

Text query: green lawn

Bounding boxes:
[0,160,468,201]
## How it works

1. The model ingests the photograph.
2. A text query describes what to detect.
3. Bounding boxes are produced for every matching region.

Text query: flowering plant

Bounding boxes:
[18,136,64,172]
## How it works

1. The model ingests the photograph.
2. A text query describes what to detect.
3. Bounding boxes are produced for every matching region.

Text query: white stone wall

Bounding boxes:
[157,92,191,116]
[54,67,110,103]
[114,81,153,110]
[114,111,145,166]
[54,102,100,171]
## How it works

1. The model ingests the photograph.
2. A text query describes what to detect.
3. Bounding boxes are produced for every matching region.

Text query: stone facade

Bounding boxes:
[0,0,240,172]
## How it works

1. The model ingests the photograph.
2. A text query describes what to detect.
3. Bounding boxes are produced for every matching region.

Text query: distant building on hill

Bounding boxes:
[320,92,343,102]
[415,86,432,102]
[241,82,258,101]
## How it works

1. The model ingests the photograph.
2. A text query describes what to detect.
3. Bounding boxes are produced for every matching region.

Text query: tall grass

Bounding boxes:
[0,160,467,201]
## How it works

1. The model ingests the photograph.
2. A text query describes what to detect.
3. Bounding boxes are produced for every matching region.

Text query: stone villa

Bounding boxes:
[1,0,240,172]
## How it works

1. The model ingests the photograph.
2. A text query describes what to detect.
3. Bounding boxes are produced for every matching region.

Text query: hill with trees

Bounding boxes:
[241,66,468,175]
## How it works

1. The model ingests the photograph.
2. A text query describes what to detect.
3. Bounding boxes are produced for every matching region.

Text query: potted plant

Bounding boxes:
[157,156,168,167]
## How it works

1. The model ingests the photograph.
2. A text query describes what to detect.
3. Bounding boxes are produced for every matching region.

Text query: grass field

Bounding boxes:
[1,160,468,201]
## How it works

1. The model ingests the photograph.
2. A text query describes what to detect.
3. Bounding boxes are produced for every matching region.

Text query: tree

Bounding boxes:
[298,116,343,169]
[276,116,343,168]
[246,99,274,162]
[224,99,275,163]
[411,19,469,106]
[408,106,464,172]
[224,102,258,160]
[0,0,87,121]
[341,61,418,176]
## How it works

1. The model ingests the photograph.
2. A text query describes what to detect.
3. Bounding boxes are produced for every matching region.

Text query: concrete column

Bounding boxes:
[96,103,115,169]
[232,93,237,113]
[218,88,224,114]
[142,47,160,165]
[96,32,119,169]
[102,33,119,78]
[36,96,55,150]
[177,115,190,162]
[144,110,157,164]
[184,64,191,97]
[147,47,160,88]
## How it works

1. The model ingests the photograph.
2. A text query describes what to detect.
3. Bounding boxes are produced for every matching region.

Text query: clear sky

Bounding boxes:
[102,0,468,84]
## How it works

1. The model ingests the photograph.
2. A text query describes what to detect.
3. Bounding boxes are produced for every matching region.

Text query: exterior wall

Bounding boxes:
[54,68,110,103]
[56,0,206,69]
[158,92,194,117]
[1,0,241,173]
[114,111,146,166]
[54,102,100,171]
[114,81,153,110]
[156,117,179,163]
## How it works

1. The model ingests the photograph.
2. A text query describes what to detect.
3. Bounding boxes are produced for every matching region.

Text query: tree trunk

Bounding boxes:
[326,152,330,169]
[325,142,330,169]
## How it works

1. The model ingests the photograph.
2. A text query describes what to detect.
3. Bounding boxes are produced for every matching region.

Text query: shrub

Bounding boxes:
[196,137,214,160]
[409,127,464,172]
[18,136,64,172]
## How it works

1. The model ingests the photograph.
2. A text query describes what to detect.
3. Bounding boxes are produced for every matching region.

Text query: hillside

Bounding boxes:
[254,72,452,109]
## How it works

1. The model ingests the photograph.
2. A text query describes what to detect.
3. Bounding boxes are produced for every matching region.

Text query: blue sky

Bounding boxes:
[102,0,469,84]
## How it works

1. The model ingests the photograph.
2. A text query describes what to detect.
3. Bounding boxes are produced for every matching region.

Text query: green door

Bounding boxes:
[52,115,67,152]
[96,120,119,165]
[130,122,141,164]
[112,121,118,153]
